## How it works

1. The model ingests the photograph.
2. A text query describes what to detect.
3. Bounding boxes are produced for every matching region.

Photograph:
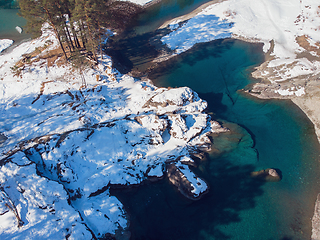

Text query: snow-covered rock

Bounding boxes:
[0,25,227,238]
[0,152,92,239]
[167,160,208,199]
[0,39,13,53]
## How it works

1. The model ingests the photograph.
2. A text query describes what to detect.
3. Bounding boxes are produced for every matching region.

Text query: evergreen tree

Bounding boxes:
[71,0,111,61]
[18,0,68,60]
[18,0,141,66]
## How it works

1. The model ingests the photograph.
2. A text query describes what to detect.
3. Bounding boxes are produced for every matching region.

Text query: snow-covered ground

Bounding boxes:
[0,26,226,238]
[161,0,320,82]
[0,39,13,53]
[121,0,153,6]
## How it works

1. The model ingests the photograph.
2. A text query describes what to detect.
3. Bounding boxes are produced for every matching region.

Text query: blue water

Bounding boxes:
[112,39,320,240]
[135,0,213,34]
[2,0,320,239]
[0,8,30,44]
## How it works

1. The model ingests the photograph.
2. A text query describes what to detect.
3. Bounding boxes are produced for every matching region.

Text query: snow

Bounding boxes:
[121,0,153,6]
[175,161,208,197]
[0,39,13,53]
[275,86,305,96]
[161,0,320,82]
[0,155,92,239]
[0,26,225,238]
[162,14,233,54]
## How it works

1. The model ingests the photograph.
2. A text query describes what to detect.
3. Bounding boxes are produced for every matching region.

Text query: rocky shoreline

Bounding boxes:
[139,0,320,237]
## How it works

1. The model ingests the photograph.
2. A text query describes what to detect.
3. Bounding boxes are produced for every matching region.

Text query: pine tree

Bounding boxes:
[18,0,68,61]
[71,0,111,62]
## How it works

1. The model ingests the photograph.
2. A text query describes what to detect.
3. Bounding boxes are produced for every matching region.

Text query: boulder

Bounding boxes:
[167,161,208,200]
[251,168,282,182]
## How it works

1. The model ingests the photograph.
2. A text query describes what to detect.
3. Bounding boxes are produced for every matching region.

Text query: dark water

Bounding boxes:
[106,0,214,73]
[112,39,320,239]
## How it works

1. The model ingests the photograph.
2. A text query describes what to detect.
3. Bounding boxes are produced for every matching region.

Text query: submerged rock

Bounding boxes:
[251,168,282,182]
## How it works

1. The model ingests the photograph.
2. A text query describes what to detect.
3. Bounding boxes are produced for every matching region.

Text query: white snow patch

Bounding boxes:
[0,39,13,53]
[275,86,305,96]
[121,0,153,6]
[0,157,92,239]
[162,14,233,54]
[176,162,208,197]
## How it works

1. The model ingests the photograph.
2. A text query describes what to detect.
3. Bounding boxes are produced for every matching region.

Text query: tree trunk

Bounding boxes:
[44,6,68,61]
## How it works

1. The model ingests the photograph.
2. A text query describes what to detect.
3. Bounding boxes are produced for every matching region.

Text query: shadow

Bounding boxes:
[198,92,228,116]
[105,28,171,74]
[237,123,257,148]
[110,157,265,240]
[105,22,236,77]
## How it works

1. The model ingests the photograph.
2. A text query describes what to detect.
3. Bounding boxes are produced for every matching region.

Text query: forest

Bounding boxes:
[18,0,142,63]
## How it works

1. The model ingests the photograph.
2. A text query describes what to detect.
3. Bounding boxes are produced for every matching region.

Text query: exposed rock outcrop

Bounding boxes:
[250,168,282,182]
[167,160,209,200]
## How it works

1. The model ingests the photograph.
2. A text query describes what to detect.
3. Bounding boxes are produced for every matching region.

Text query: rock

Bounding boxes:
[15,26,23,34]
[167,161,208,200]
[251,168,282,182]
[268,168,279,177]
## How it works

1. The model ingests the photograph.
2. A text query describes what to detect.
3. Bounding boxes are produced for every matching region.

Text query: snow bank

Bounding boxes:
[121,0,153,6]
[0,26,226,237]
[162,14,233,54]
[161,0,320,82]
[0,152,92,239]
[0,39,13,53]
[275,86,305,97]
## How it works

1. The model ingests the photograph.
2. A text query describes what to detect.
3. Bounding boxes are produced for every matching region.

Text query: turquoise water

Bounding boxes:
[112,39,320,239]
[0,0,18,9]
[135,0,213,34]
[0,8,30,44]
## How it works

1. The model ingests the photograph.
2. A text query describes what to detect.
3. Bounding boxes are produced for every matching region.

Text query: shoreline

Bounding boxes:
[152,0,320,149]
[158,0,225,29]
[143,0,320,238]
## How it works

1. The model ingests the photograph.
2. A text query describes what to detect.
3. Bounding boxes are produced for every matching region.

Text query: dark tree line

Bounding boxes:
[18,0,142,63]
